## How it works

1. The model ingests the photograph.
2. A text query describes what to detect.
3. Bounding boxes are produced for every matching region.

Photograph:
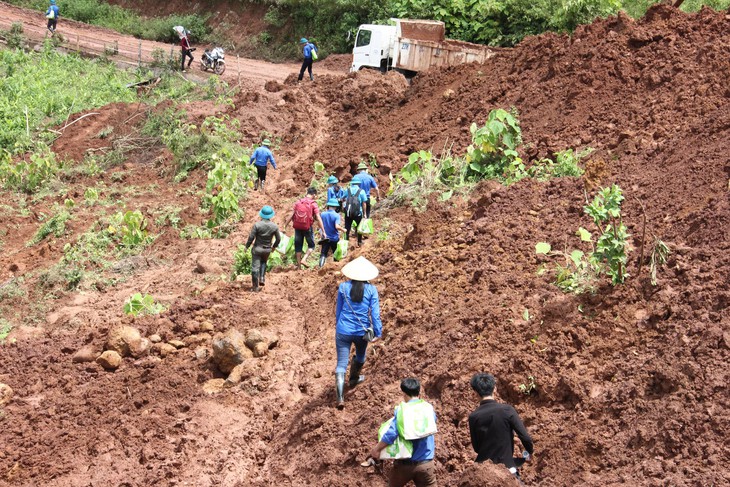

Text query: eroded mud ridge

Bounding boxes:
[0,5,728,486]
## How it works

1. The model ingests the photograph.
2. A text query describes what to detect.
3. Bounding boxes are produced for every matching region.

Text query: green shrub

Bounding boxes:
[0,150,61,193]
[123,293,165,316]
[28,207,72,246]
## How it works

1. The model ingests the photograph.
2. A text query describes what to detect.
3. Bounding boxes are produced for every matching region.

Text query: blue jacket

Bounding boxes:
[327,186,346,202]
[249,146,277,169]
[321,210,341,241]
[357,172,378,196]
[303,42,316,59]
[335,281,382,337]
[46,5,60,18]
[381,399,436,461]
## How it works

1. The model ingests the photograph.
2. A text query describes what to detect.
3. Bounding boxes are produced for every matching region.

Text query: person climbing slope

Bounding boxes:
[326,175,346,213]
[297,37,317,82]
[285,187,325,269]
[319,198,346,268]
[45,0,60,34]
[249,139,278,192]
[244,205,281,292]
[334,256,382,409]
[355,162,381,219]
[343,177,367,248]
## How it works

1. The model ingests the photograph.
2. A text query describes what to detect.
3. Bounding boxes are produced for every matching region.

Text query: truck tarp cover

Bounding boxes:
[399,19,445,42]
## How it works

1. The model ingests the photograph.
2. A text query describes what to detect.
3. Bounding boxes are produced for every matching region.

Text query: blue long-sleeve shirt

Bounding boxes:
[327,186,346,202]
[381,399,436,461]
[356,172,378,196]
[46,5,60,18]
[335,281,382,337]
[249,146,277,169]
[303,42,316,59]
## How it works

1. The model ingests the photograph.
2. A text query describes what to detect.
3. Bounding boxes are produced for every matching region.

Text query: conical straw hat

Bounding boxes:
[341,256,379,281]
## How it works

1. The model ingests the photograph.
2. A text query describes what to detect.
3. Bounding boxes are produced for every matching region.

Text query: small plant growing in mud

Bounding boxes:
[466,108,522,181]
[108,210,152,249]
[123,293,166,316]
[203,157,246,232]
[518,375,537,395]
[0,150,61,194]
[650,238,670,286]
[27,206,72,246]
[84,187,100,205]
[230,245,253,280]
[536,184,630,292]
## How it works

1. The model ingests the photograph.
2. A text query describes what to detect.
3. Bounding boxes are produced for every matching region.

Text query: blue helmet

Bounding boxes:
[50,0,56,4]
[300,38,308,44]
[259,206,275,219]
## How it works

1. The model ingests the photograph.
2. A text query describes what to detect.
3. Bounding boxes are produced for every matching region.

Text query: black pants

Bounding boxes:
[294,228,315,252]
[47,19,57,32]
[365,197,372,218]
[251,247,271,282]
[298,58,313,81]
[181,48,193,70]
[345,215,363,244]
[320,240,338,258]
[256,165,267,182]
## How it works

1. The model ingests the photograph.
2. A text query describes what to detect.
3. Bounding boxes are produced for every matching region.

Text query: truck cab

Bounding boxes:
[351,24,396,72]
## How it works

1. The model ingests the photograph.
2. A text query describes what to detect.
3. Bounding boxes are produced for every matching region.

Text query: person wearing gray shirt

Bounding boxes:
[245,206,281,292]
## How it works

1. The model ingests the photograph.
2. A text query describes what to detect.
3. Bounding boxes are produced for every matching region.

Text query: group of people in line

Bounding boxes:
[243,139,533,485]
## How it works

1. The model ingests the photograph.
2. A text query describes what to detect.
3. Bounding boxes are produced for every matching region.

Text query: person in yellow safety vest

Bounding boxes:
[370,378,437,487]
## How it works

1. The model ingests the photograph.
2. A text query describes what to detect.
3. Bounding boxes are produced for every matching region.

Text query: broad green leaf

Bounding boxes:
[535,242,551,254]
[570,250,584,266]
[577,227,592,242]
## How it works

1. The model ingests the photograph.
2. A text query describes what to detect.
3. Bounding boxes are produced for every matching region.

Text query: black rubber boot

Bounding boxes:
[259,264,266,287]
[251,274,260,292]
[348,360,366,388]
[254,179,259,191]
[318,255,326,268]
[335,373,345,409]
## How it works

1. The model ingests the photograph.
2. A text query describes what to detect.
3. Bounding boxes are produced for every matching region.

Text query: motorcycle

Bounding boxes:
[200,47,226,75]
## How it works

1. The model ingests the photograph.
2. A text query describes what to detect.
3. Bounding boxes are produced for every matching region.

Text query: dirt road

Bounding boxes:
[0,1,343,85]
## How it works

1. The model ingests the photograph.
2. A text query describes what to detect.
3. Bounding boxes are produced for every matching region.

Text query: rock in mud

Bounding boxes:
[167,339,185,349]
[212,329,253,374]
[252,342,269,358]
[149,334,162,343]
[200,321,215,332]
[96,350,122,371]
[457,461,520,487]
[202,378,226,394]
[0,383,13,406]
[245,329,279,352]
[156,343,177,358]
[105,325,143,358]
[194,255,223,275]
[72,345,99,363]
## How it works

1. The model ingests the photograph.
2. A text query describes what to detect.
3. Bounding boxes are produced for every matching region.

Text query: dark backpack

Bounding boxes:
[292,198,315,230]
[345,188,363,219]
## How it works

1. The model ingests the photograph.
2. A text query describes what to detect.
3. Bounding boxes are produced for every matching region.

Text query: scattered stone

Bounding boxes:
[252,342,269,358]
[200,321,215,332]
[212,329,253,374]
[0,383,13,406]
[105,325,142,358]
[158,343,177,358]
[245,328,279,352]
[96,350,122,371]
[132,338,151,358]
[168,340,186,349]
[193,347,209,360]
[195,255,224,274]
[202,378,226,394]
[443,88,455,99]
[149,334,162,343]
[225,363,246,387]
[72,345,99,363]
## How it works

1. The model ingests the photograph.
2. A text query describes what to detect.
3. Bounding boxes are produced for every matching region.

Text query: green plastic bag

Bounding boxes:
[311,48,318,61]
[396,399,438,440]
[333,239,348,261]
[276,233,290,254]
[357,218,374,235]
[377,418,413,460]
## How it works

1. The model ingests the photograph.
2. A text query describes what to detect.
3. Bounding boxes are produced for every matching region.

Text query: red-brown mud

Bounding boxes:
[0,5,728,487]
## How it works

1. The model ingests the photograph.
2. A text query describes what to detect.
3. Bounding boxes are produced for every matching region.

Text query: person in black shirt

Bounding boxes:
[468,373,534,478]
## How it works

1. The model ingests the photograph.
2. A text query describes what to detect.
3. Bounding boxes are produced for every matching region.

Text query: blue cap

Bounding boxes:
[300,38,308,44]
[326,198,340,208]
[259,206,275,219]
[327,175,338,184]
[350,177,361,186]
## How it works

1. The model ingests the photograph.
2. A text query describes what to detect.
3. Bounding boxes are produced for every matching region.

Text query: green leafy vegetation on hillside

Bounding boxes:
[6,0,210,43]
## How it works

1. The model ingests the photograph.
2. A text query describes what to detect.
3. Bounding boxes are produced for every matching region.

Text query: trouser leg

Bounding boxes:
[345,217,353,239]
[353,215,363,245]
[334,334,353,374]
[298,60,308,81]
[412,462,437,487]
[388,463,415,487]
[307,60,313,81]
[251,251,263,291]
[365,197,372,218]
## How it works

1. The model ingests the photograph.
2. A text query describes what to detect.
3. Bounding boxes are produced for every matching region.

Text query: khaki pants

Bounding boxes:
[389,460,436,487]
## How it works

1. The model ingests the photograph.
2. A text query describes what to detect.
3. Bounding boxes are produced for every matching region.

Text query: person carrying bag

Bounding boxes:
[333,256,382,409]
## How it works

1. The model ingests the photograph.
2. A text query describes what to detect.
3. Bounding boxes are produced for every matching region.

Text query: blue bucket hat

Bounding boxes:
[327,175,338,184]
[259,205,275,219]
[300,38,308,44]
[326,198,340,208]
[50,0,56,4]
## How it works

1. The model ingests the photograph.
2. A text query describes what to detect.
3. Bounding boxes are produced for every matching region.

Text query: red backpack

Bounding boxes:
[292,198,315,230]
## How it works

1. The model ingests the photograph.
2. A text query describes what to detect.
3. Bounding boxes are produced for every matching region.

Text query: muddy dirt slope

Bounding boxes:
[0,5,728,487]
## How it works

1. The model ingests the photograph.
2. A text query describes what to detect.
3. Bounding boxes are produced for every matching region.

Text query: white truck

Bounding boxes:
[351,19,496,76]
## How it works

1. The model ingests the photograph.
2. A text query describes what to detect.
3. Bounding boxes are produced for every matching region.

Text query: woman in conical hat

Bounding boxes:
[334,256,382,409]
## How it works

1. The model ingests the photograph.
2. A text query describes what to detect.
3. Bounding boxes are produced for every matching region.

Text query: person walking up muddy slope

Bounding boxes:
[356,162,380,218]
[319,198,346,268]
[468,373,534,480]
[244,205,281,292]
[343,177,367,248]
[334,256,382,409]
[45,0,60,35]
[370,378,438,487]
[297,37,317,82]
[285,187,325,269]
[249,138,277,192]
